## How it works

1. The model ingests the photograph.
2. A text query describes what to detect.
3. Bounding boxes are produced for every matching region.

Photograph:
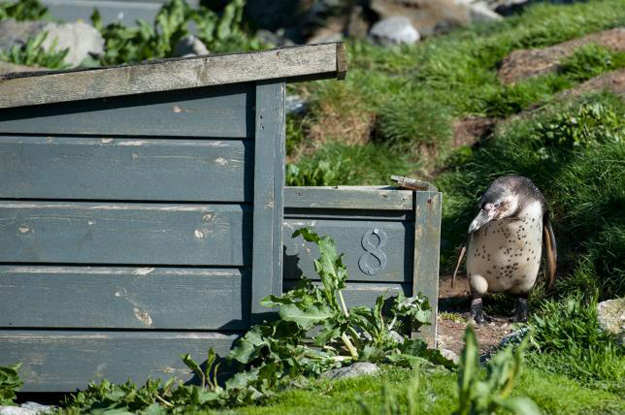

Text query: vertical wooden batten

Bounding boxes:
[251,81,286,320]
[413,191,442,347]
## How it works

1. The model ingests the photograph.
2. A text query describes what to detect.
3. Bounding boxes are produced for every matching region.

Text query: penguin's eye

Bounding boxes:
[494,202,501,208]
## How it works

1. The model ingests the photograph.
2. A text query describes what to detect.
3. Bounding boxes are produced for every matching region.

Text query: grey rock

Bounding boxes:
[499,326,530,348]
[597,298,625,345]
[0,61,43,75]
[0,19,47,51]
[306,29,344,45]
[0,403,52,415]
[0,20,104,67]
[369,0,470,38]
[389,330,405,344]
[439,348,460,364]
[174,35,209,57]
[468,1,503,22]
[369,17,420,46]
[255,29,295,47]
[321,362,380,380]
[41,21,104,67]
[286,94,308,115]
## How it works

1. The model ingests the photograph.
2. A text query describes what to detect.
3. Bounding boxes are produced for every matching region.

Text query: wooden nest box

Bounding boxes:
[0,44,441,392]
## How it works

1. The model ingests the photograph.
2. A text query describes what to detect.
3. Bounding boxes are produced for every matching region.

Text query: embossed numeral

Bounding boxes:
[358,228,388,276]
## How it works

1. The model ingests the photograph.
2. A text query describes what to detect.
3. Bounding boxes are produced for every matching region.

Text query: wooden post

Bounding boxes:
[413,191,442,347]
[251,81,285,322]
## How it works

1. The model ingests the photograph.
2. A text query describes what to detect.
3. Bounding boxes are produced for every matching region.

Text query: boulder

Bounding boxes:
[41,21,104,67]
[0,19,104,68]
[369,16,420,46]
[0,61,43,75]
[439,348,460,364]
[0,402,53,415]
[321,362,380,380]
[173,35,209,57]
[369,0,470,38]
[0,19,47,52]
[597,298,625,345]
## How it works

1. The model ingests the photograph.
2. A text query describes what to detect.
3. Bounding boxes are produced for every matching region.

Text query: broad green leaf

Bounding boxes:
[496,397,544,415]
[279,303,335,330]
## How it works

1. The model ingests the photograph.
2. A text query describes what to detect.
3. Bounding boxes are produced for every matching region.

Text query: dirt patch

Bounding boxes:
[0,61,42,75]
[452,116,497,148]
[437,276,515,356]
[556,67,625,99]
[498,28,625,84]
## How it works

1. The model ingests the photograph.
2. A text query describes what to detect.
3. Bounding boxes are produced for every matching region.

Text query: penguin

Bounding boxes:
[452,175,557,324]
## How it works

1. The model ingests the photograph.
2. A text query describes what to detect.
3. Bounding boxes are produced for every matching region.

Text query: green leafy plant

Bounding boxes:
[62,229,449,413]
[92,0,262,66]
[0,0,50,21]
[0,364,22,406]
[456,326,541,415]
[0,31,69,69]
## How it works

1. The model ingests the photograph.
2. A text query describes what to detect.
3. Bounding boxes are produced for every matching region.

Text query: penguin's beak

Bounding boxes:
[468,206,496,234]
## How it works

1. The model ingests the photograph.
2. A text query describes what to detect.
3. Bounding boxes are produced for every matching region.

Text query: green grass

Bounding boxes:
[284,2,625,414]
[202,365,625,415]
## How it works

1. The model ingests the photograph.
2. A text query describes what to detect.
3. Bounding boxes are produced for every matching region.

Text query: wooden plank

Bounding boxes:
[0,266,250,330]
[251,81,285,319]
[0,136,252,202]
[283,280,410,308]
[283,219,413,283]
[0,83,253,137]
[412,191,442,347]
[0,202,251,265]
[0,330,239,392]
[285,187,413,211]
[0,43,345,109]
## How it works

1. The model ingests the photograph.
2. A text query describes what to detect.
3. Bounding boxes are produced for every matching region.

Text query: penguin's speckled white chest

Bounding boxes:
[467,201,544,295]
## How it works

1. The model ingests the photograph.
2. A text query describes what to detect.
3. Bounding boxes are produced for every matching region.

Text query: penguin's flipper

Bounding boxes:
[451,237,468,288]
[543,215,557,290]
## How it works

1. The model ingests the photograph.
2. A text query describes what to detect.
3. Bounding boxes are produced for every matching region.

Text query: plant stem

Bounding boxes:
[342,332,359,360]
[338,290,350,318]
[155,395,174,407]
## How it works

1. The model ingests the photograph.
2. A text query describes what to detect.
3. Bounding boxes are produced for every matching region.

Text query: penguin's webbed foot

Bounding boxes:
[512,296,529,323]
[470,298,491,325]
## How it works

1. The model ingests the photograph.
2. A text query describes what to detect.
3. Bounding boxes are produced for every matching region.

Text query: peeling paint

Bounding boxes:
[134,307,153,326]
[101,138,114,144]
[18,226,30,234]
[215,157,227,165]
[133,267,155,276]
[194,229,205,239]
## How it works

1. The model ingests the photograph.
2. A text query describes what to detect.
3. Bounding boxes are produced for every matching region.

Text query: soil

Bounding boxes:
[556,67,625,99]
[498,28,625,84]
[437,275,516,355]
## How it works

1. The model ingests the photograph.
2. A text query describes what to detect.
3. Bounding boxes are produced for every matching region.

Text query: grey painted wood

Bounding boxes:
[285,187,413,211]
[283,219,413,283]
[0,266,250,330]
[0,202,251,265]
[272,82,286,313]
[283,280,410,307]
[0,83,253,137]
[251,82,285,318]
[0,43,346,108]
[0,330,238,392]
[0,136,252,202]
[413,191,442,347]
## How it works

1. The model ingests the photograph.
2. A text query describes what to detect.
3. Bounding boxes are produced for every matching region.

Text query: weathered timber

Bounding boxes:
[0,136,252,202]
[285,186,413,211]
[251,81,285,319]
[0,267,250,330]
[0,202,251,265]
[283,219,413,283]
[0,83,253,137]
[283,280,410,307]
[412,191,442,347]
[0,43,346,108]
[0,330,239,392]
